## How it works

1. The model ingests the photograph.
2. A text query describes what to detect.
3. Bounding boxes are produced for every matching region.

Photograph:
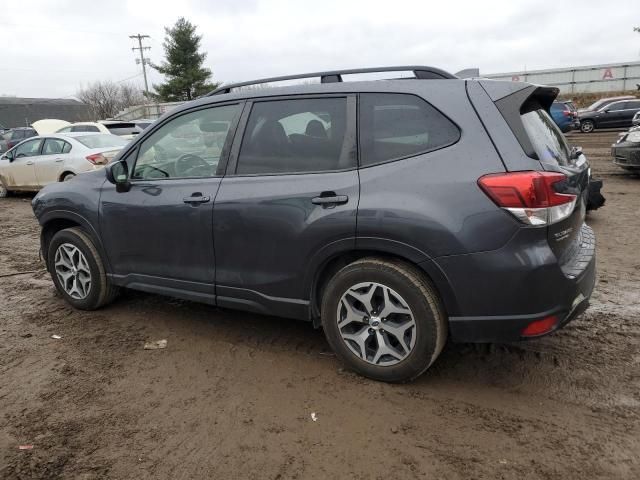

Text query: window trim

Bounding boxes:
[356,92,461,169]
[127,101,244,182]
[226,94,357,177]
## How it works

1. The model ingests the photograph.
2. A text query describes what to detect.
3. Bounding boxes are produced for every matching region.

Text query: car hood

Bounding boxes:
[32,119,71,135]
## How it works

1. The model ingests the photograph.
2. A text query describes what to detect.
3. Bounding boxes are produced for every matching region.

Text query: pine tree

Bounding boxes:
[152,18,219,101]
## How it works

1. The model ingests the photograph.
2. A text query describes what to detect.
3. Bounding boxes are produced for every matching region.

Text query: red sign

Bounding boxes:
[602,68,614,80]
[512,75,520,82]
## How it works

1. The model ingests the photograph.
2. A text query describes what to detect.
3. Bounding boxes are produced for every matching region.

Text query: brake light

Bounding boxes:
[521,315,558,337]
[478,171,577,226]
[85,153,108,165]
[562,110,571,117]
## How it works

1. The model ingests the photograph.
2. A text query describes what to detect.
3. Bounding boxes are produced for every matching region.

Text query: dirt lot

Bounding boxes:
[1,130,639,479]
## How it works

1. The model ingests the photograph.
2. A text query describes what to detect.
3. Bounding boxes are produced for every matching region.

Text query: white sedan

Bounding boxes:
[0,133,128,197]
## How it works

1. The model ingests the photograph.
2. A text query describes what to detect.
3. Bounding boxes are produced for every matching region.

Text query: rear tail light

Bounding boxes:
[521,315,558,337]
[478,171,577,226]
[562,110,571,117]
[85,153,108,165]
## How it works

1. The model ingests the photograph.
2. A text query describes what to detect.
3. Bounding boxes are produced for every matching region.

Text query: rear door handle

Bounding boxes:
[26,161,34,165]
[55,158,63,163]
[311,194,349,206]
[183,195,211,204]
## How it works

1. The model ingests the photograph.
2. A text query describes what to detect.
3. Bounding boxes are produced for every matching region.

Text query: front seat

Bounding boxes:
[305,119,328,139]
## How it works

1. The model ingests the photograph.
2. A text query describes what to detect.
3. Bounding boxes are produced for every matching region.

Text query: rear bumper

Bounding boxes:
[435,224,596,343]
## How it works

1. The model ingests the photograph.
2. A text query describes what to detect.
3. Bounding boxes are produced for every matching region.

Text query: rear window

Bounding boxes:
[359,93,460,166]
[521,109,570,166]
[104,123,139,136]
[75,134,128,149]
[72,125,101,133]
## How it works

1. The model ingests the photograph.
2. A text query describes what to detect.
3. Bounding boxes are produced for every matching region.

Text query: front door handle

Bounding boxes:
[311,194,349,206]
[26,160,34,165]
[183,195,211,204]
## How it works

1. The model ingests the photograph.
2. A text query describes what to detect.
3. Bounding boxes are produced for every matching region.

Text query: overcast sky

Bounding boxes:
[1,0,639,98]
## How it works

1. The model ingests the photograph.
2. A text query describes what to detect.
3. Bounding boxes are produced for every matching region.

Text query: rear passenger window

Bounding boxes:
[236,98,351,175]
[359,93,460,166]
[43,138,66,154]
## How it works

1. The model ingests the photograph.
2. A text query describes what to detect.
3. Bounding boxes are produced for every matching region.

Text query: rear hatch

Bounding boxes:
[519,95,590,262]
[486,85,590,268]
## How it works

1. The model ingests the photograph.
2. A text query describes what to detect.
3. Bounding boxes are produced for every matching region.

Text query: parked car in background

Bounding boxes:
[0,127,38,153]
[0,133,128,197]
[578,95,636,114]
[578,98,640,133]
[550,100,579,132]
[611,125,640,171]
[31,66,596,383]
[57,121,142,139]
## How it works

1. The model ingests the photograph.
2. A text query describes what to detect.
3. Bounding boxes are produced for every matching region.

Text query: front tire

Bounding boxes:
[47,227,118,310]
[321,258,447,382]
[580,120,595,133]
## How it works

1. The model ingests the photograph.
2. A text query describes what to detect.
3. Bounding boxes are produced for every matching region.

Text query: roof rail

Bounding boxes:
[207,65,457,96]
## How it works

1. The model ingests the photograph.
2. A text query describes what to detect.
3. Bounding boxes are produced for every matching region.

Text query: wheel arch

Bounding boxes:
[39,210,108,271]
[307,244,458,328]
[58,170,76,182]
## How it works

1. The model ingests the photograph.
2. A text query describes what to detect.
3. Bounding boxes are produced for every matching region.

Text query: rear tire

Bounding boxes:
[61,172,76,182]
[321,258,447,383]
[580,120,595,133]
[0,180,8,198]
[47,227,118,310]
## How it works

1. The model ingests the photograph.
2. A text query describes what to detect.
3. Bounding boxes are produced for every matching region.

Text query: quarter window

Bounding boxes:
[236,97,351,175]
[132,104,240,180]
[359,93,460,166]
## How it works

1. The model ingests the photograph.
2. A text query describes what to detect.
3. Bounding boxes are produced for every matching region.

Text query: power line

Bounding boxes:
[130,34,151,95]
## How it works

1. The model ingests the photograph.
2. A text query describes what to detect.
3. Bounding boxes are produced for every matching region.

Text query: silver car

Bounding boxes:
[0,133,128,197]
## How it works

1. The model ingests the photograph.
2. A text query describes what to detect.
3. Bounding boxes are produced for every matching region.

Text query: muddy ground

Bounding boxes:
[1,130,639,479]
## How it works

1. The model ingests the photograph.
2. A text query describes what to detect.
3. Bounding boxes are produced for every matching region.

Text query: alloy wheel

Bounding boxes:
[581,121,594,133]
[54,243,92,299]
[336,282,417,366]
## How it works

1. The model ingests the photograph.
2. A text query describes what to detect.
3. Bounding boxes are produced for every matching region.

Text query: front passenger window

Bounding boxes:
[14,139,43,158]
[132,104,240,180]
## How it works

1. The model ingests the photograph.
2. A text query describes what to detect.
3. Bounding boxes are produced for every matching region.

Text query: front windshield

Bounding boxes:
[75,134,129,149]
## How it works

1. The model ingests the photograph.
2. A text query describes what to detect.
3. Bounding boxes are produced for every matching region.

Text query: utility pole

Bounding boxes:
[129,34,151,94]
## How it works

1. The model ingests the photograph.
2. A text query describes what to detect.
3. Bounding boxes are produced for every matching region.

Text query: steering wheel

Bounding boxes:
[175,154,209,177]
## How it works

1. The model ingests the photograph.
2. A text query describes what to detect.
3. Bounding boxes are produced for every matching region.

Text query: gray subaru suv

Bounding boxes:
[32,66,596,382]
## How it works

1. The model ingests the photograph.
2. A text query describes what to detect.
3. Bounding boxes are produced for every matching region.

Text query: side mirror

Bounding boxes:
[4,151,14,162]
[105,160,131,193]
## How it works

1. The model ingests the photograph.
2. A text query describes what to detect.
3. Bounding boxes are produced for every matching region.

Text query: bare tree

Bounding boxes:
[76,81,146,120]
